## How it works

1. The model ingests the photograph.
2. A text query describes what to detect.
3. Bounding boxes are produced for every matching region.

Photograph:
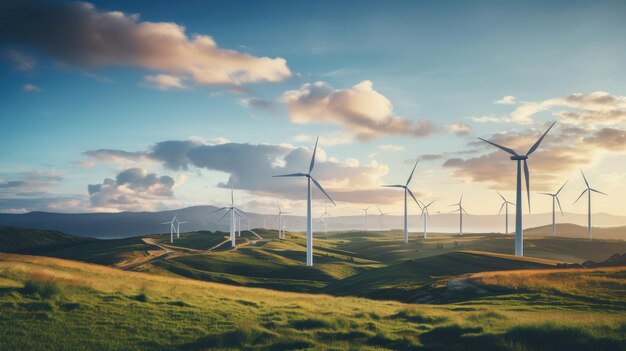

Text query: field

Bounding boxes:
[0,225,624,350]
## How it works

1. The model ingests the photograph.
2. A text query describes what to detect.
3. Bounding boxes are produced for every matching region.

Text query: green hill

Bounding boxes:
[0,225,93,253]
[0,253,624,351]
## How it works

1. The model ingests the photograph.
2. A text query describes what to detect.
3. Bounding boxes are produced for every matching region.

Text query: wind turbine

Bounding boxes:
[377,206,389,231]
[273,202,289,239]
[208,185,248,247]
[361,206,370,231]
[496,191,515,235]
[382,159,422,243]
[318,205,332,234]
[420,200,435,238]
[539,181,567,237]
[450,194,468,236]
[479,121,556,256]
[574,170,607,240]
[273,136,335,266]
[173,215,187,239]
[160,216,178,243]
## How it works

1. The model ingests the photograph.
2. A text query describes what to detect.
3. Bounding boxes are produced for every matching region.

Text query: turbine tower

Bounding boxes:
[377,206,388,231]
[274,202,289,240]
[539,181,567,237]
[208,185,248,247]
[420,200,435,238]
[450,194,468,236]
[361,206,370,231]
[382,159,422,243]
[160,216,178,243]
[318,205,332,234]
[574,170,607,240]
[479,121,556,256]
[173,215,187,239]
[496,191,515,235]
[274,136,335,267]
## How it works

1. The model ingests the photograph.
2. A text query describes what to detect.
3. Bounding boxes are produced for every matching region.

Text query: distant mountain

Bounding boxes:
[0,206,624,239]
[0,225,93,252]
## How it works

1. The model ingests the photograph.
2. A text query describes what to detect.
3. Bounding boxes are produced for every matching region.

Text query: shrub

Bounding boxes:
[22,279,60,299]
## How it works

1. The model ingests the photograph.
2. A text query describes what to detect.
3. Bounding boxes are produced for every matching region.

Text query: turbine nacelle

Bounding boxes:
[510,155,528,161]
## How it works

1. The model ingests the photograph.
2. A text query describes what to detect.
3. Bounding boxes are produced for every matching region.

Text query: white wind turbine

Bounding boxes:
[574,170,607,240]
[273,136,335,266]
[160,215,178,243]
[208,185,248,247]
[361,206,370,231]
[382,160,422,243]
[273,202,289,239]
[420,200,435,238]
[173,215,187,239]
[479,121,556,256]
[318,205,332,234]
[539,181,567,237]
[377,206,389,231]
[496,191,515,235]
[450,194,468,236]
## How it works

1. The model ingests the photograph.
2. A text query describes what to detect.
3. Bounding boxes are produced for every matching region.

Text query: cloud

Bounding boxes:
[378,144,404,152]
[88,168,175,211]
[293,132,355,146]
[4,49,36,71]
[446,121,471,135]
[143,74,187,90]
[583,128,626,151]
[494,95,516,105]
[281,80,436,140]
[0,171,80,213]
[0,1,291,86]
[238,97,275,111]
[22,83,40,92]
[419,154,444,162]
[83,149,148,164]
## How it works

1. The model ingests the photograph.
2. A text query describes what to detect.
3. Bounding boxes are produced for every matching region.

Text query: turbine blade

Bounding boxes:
[160,222,170,225]
[273,173,308,177]
[407,188,422,209]
[496,190,506,202]
[231,184,234,206]
[208,207,228,214]
[459,193,463,204]
[556,180,568,195]
[218,209,232,222]
[378,206,382,215]
[581,169,589,188]
[555,196,564,216]
[426,200,436,207]
[524,159,531,213]
[406,159,419,186]
[309,135,319,173]
[381,184,405,188]
[310,176,336,205]
[590,188,607,196]
[478,138,519,156]
[234,208,249,218]
[449,209,460,213]
[539,192,553,196]
[573,189,588,204]
[498,202,505,215]
[526,121,556,156]
[462,208,469,215]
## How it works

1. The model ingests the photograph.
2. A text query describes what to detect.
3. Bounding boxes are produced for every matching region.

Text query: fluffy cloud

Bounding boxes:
[378,144,404,152]
[22,83,40,92]
[85,139,407,204]
[0,171,81,213]
[239,97,275,111]
[143,74,187,90]
[0,1,291,86]
[494,95,516,105]
[281,80,436,140]
[446,121,471,135]
[88,168,175,211]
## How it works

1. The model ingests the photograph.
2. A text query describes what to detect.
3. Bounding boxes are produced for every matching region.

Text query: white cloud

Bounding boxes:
[494,95,516,105]
[378,144,405,152]
[446,121,471,135]
[4,49,36,71]
[143,74,187,90]
[22,83,41,92]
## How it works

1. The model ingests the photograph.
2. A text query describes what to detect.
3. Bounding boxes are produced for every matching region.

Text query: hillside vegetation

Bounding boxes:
[0,253,624,351]
[0,226,92,253]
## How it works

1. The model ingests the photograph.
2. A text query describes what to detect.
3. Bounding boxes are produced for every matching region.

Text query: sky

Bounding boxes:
[0,0,625,219]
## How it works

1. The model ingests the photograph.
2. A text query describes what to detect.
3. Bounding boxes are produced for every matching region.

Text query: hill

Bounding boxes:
[0,253,624,350]
[524,223,626,240]
[0,225,93,253]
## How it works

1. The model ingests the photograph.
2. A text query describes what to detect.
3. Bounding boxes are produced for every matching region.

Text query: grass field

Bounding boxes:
[0,253,624,350]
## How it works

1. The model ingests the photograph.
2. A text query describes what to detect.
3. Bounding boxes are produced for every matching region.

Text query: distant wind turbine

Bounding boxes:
[361,206,370,231]
[274,136,335,267]
[377,206,388,231]
[160,215,178,243]
[174,215,187,239]
[574,170,607,240]
[273,202,289,239]
[208,185,248,247]
[318,205,332,234]
[382,159,422,243]
[450,194,468,236]
[420,200,435,239]
[496,191,515,235]
[479,121,556,256]
[540,181,567,237]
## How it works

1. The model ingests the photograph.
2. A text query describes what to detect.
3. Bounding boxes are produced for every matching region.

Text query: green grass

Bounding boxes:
[0,225,93,253]
[0,253,624,350]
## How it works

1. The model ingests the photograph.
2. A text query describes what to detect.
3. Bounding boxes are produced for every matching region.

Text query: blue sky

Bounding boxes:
[0,0,625,217]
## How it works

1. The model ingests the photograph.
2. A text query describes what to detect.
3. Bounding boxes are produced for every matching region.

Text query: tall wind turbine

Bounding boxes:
[540,181,567,237]
[496,191,515,235]
[274,202,289,239]
[273,136,335,267]
[574,170,607,240]
[382,160,422,243]
[173,215,187,239]
[318,205,332,234]
[377,206,389,231]
[479,121,556,256]
[450,194,468,236]
[420,200,435,238]
[160,216,178,243]
[208,185,248,247]
[361,206,370,231]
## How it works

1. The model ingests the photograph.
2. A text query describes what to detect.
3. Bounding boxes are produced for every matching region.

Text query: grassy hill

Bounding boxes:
[524,223,626,240]
[0,253,624,350]
[0,226,93,253]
